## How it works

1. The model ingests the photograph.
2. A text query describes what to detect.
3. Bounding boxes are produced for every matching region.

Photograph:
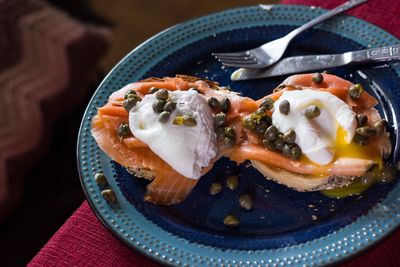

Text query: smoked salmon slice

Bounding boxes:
[91,75,248,205]
[92,114,199,205]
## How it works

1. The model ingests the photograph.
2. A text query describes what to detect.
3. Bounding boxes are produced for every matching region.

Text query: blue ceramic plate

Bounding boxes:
[78,5,400,266]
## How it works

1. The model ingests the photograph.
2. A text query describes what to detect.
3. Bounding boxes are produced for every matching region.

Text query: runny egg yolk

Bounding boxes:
[335,126,382,168]
[297,126,382,178]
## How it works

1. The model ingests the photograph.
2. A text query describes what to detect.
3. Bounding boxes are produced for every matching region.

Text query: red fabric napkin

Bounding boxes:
[29,0,400,266]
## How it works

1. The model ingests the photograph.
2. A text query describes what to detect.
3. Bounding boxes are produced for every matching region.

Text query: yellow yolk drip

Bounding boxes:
[321,126,382,198]
[334,126,382,168]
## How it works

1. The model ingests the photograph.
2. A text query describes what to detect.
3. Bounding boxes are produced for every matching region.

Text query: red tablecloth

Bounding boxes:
[29,0,400,266]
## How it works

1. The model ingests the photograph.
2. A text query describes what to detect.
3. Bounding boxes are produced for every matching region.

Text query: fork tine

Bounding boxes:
[221,62,262,68]
[217,57,258,65]
[214,54,253,61]
[212,51,249,58]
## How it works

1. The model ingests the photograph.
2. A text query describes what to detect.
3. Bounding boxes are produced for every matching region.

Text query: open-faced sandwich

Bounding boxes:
[91,73,392,205]
[231,73,392,193]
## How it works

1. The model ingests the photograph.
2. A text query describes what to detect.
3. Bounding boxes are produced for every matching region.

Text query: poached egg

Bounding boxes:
[272,89,358,165]
[129,90,217,179]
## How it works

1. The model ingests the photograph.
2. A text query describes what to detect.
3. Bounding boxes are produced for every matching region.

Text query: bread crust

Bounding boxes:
[251,160,357,191]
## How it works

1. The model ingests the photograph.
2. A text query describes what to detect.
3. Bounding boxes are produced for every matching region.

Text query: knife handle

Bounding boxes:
[349,45,400,63]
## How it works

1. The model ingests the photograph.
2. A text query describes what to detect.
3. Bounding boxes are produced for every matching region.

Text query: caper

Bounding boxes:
[305,105,320,119]
[283,129,296,144]
[155,89,169,100]
[123,98,138,111]
[209,182,222,195]
[183,115,197,127]
[282,144,292,157]
[173,116,184,125]
[279,100,290,115]
[148,87,159,94]
[374,119,387,136]
[290,144,302,160]
[224,137,235,148]
[158,111,170,123]
[215,126,225,141]
[117,124,130,139]
[152,99,166,113]
[101,189,116,204]
[224,127,235,138]
[274,136,284,151]
[262,139,275,150]
[226,175,239,190]
[250,108,266,121]
[264,125,278,141]
[207,97,220,109]
[356,126,378,137]
[242,115,256,130]
[255,119,270,134]
[221,97,231,113]
[263,115,272,125]
[215,112,227,127]
[163,101,177,112]
[94,173,108,186]
[260,97,274,110]
[239,194,253,210]
[349,83,364,99]
[353,133,368,145]
[312,72,324,84]
[356,113,368,127]
[223,214,239,227]
[124,89,137,99]
[125,93,138,100]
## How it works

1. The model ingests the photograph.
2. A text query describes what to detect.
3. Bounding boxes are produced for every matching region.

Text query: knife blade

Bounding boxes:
[231,45,400,81]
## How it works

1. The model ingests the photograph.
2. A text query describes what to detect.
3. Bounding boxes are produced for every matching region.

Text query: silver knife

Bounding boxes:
[231,45,400,81]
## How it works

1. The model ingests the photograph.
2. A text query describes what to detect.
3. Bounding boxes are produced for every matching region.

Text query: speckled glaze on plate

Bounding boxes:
[77,5,400,266]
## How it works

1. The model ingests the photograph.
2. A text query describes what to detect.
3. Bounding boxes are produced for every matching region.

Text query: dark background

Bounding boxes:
[0,0,277,266]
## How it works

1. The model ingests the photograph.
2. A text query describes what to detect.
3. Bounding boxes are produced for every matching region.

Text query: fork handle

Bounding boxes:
[348,45,400,63]
[287,0,368,39]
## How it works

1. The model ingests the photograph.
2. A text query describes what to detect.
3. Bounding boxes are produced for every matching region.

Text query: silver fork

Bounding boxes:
[212,0,368,69]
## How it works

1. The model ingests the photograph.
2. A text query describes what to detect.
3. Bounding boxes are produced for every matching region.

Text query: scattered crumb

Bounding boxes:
[259,4,273,11]
[313,208,318,212]
[221,65,226,70]
[196,61,203,65]
[308,204,315,208]
[312,215,318,221]
[310,5,316,9]
[204,69,209,73]
[329,208,335,212]
[212,33,216,38]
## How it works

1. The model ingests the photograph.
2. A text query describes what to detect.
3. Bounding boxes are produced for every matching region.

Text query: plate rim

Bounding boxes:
[77,4,400,266]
